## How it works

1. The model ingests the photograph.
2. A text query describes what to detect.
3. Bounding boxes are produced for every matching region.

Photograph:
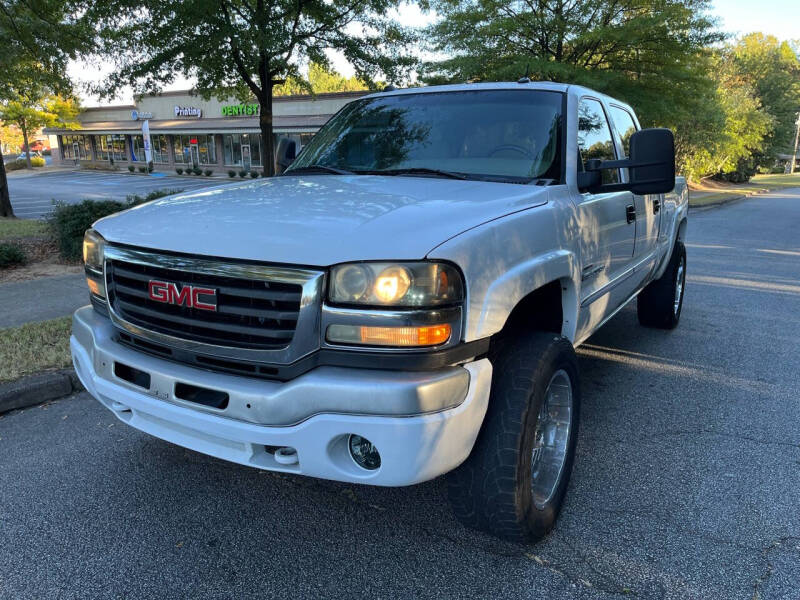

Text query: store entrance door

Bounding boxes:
[190,144,200,169]
[72,142,80,165]
[242,144,251,172]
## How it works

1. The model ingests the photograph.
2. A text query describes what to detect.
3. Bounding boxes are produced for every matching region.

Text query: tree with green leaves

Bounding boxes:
[0,0,93,217]
[422,0,724,175]
[680,52,773,181]
[85,0,416,176]
[1,89,81,168]
[275,63,369,96]
[725,33,800,166]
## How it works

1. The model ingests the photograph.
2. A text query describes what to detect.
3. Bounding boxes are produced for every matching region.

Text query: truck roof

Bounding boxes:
[363,81,635,115]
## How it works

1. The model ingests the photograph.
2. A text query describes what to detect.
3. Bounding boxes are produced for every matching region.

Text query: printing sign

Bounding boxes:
[175,105,202,118]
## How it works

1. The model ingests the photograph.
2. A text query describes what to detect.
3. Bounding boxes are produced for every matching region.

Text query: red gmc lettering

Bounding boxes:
[147,280,217,311]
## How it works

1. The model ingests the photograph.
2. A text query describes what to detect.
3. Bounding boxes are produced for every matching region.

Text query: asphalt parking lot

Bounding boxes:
[6,169,228,219]
[1,190,799,599]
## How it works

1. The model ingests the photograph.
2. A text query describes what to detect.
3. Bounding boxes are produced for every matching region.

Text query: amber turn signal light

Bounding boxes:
[326,324,452,347]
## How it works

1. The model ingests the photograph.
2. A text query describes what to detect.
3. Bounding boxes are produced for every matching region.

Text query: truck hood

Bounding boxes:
[94,175,549,266]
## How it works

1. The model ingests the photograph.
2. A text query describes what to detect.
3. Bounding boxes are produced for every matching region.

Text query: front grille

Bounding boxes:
[106,258,303,349]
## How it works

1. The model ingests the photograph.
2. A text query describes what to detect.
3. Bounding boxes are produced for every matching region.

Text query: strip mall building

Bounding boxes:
[45,90,366,173]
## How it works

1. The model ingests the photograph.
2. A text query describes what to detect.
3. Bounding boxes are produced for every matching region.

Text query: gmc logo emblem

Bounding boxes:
[148,280,217,311]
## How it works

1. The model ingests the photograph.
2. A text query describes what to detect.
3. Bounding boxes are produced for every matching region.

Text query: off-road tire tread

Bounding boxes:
[447,332,579,542]
[637,240,686,329]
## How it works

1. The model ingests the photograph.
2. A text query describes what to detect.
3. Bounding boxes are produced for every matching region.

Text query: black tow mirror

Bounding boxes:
[581,128,675,195]
[628,128,675,194]
[275,137,297,174]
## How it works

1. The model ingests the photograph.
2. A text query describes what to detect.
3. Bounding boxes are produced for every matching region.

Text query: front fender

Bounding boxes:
[428,202,580,343]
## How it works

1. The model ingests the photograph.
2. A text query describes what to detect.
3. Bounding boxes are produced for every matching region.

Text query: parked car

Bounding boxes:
[72,82,688,542]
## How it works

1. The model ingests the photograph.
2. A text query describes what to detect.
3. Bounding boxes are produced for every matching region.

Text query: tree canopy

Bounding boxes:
[84,0,416,174]
[274,63,370,96]
[0,0,93,216]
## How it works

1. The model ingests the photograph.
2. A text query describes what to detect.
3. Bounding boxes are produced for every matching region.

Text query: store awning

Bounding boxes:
[44,114,332,136]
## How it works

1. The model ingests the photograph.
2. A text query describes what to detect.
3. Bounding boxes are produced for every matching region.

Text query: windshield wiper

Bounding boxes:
[366,167,468,180]
[283,164,354,176]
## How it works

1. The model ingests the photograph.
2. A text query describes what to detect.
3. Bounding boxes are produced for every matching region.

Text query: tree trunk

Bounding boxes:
[21,120,31,169]
[0,145,13,218]
[259,83,275,177]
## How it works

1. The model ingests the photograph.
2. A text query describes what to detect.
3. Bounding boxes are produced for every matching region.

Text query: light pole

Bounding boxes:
[791,112,800,174]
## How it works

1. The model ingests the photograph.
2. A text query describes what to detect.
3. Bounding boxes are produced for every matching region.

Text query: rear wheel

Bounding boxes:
[447,331,580,542]
[637,240,686,329]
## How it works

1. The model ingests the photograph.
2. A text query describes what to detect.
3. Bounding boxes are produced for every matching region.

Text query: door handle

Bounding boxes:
[653,198,661,213]
[626,204,636,224]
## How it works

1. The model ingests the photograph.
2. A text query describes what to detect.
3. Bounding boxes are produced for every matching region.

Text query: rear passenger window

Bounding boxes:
[609,105,638,158]
[577,98,619,184]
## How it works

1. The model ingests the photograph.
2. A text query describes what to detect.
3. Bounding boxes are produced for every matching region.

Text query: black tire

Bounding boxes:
[447,331,580,542]
[637,240,687,329]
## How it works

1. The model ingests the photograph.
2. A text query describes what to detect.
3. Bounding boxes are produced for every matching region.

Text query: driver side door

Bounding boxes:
[575,97,636,335]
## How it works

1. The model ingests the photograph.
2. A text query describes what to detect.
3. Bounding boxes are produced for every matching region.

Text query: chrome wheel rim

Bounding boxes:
[674,256,685,315]
[531,369,573,510]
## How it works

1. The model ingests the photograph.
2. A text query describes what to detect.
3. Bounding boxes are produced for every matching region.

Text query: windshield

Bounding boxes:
[288,90,564,183]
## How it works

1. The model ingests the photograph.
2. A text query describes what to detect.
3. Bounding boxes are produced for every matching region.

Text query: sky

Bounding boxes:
[69,0,799,106]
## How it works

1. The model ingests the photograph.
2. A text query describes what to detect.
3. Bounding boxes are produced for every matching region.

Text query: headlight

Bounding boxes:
[83,229,106,299]
[329,262,463,307]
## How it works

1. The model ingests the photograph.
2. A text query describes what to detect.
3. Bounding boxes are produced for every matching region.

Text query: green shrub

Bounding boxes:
[50,199,128,261]
[228,170,236,178]
[138,166,147,173]
[127,165,135,173]
[193,167,202,176]
[250,171,258,178]
[5,160,26,171]
[239,170,247,178]
[147,161,154,173]
[50,188,184,260]
[0,243,26,268]
[204,169,213,176]
[175,167,183,175]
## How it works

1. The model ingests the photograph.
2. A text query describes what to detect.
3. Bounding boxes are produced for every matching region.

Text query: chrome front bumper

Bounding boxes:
[71,306,492,486]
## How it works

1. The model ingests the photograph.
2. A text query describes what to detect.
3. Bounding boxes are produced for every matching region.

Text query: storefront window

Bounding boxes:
[196,134,216,165]
[173,135,191,164]
[109,134,127,161]
[61,134,91,160]
[95,135,109,161]
[223,134,261,167]
[152,134,169,164]
[131,135,145,162]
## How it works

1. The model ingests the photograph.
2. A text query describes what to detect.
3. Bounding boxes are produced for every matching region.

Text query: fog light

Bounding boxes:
[348,434,381,470]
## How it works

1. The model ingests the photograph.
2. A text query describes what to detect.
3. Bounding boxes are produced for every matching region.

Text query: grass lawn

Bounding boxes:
[689,173,800,207]
[0,316,72,382]
[750,173,800,188]
[0,217,48,241]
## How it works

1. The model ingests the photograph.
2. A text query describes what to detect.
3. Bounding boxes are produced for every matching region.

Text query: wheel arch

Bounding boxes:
[471,250,580,344]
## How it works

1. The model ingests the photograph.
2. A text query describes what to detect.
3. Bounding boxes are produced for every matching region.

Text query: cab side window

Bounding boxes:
[577,98,619,184]
[609,105,638,158]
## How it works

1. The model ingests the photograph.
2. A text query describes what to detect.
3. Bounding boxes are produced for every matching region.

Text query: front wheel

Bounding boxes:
[637,240,687,329]
[446,332,580,542]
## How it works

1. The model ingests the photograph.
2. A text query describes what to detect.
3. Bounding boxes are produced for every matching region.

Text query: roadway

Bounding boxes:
[6,169,229,219]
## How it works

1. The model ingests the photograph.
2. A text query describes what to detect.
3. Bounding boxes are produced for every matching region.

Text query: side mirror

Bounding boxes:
[275,137,297,174]
[581,128,675,195]
[628,128,675,195]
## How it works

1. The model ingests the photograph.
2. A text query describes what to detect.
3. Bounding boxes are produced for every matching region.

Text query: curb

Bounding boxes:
[689,193,747,210]
[0,368,83,415]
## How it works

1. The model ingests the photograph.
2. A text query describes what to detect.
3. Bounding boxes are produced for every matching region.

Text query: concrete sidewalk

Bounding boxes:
[0,273,87,329]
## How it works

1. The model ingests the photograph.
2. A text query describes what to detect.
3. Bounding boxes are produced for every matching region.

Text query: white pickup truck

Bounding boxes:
[72,81,688,541]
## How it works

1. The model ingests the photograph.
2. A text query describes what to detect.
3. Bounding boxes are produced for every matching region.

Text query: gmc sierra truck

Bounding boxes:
[72,82,688,542]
